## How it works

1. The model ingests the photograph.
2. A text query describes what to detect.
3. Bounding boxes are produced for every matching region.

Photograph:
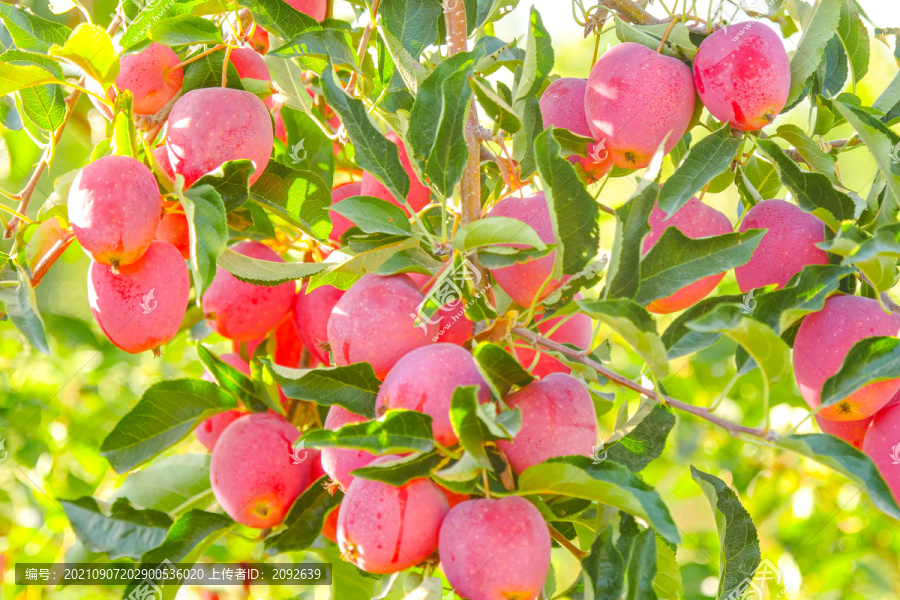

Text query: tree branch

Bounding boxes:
[30,231,75,287]
[512,326,776,440]
[344,0,382,95]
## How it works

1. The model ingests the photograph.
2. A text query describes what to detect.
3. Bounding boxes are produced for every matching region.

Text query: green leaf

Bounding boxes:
[250,163,331,239]
[50,23,118,87]
[473,342,535,398]
[470,76,521,133]
[111,454,212,513]
[604,182,656,301]
[815,35,848,99]
[141,510,231,563]
[0,3,70,52]
[217,247,328,287]
[379,0,442,60]
[615,17,697,61]
[197,345,270,413]
[307,236,420,291]
[300,409,434,453]
[774,124,838,182]
[0,61,62,96]
[518,456,681,545]
[267,362,380,418]
[350,452,444,485]
[264,477,342,554]
[690,467,761,600]
[177,183,227,300]
[100,379,238,473]
[605,405,675,472]
[687,304,791,388]
[512,95,542,178]
[194,161,252,212]
[837,0,869,87]
[661,294,743,358]
[236,0,320,40]
[778,433,900,520]
[637,228,764,306]
[582,526,626,600]
[119,0,203,49]
[273,29,359,73]
[833,101,900,207]
[407,52,476,198]
[0,266,49,354]
[534,127,600,275]
[740,156,782,202]
[751,265,856,333]
[149,15,223,46]
[450,386,519,468]
[330,196,412,237]
[786,0,842,107]
[819,336,900,411]
[61,497,172,560]
[625,528,658,600]
[453,216,545,252]
[654,539,682,600]
[658,126,742,216]
[513,7,553,105]
[0,49,65,130]
[576,299,668,378]
[181,49,244,93]
[321,65,411,206]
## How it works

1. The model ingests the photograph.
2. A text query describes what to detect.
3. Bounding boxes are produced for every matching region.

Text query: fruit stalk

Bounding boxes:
[344,0,383,95]
[512,326,776,440]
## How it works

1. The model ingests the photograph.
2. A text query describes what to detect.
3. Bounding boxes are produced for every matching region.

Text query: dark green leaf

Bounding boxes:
[141,509,231,563]
[194,160,252,212]
[518,456,681,545]
[216,247,328,287]
[350,452,444,485]
[751,265,855,333]
[834,101,900,207]
[786,0,842,107]
[300,409,434,453]
[267,362,380,418]
[606,405,675,472]
[637,228,764,305]
[625,528,657,600]
[837,0,869,86]
[820,336,900,411]
[278,106,335,186]
[513,7,553,104]
[149,15,223,46]
[450,386,519,468]
[100,379,238,473]
[236,0,320,40]
[181,50,244,93]
[273,29,359,73]
[380,0,442,60]
[534,127,600,275]
[473,342,535,398]
[120,0,203,49]
[264,476,342,554]
[111,454,212,512]
[0,266,49,354]
[470,76,521,133]
[512,95,542,178]
[775,124,838,182]
[61,497,172,560]
[250,163,332,239]
[582,526,625,600]
[197,345,271,413]
[604,182,656,300]
[778,434,900,520]
[690,466,761,600]
[815,35,848,98]
[177,183,227,299]
[307,236,420,291]
[321,65,410,206]
[662,294,743,358]
[330,195,412,237]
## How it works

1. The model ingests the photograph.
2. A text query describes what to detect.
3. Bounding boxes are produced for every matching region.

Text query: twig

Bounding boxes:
[344,0,382,95]
[30,231,75,287]
[512,326,776,440]
[548,524,589,559]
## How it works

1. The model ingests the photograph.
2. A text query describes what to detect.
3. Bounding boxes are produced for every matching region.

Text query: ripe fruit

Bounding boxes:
[642,197,733,313]
[167,88,273,187]
[815,415,872,450]
[115,43,184,115]
[210,413,310,528]
[88,241,189,354]
[360,131,431,216]
[735,199,829,292]
[152,145,176,186]
[516,311,593,378]
[228,48,276,109]
[489,192,567,308]
[197,353,250,451]
[320,405,377,492]
[327,274,434,378]
[202,241,295,341]
[585,42,695,168]
[292,283,345,365]
[376,344,492,446]
[247,26,269,54]
[285,0,327,21]
[539,77,611,180]
[432,300,474,346]
[793,295,900,421]
[321,503,339,543]
[155,202,190,260]
[338,456,449,573]
[497,373,597,474]
[439,497,551,600]
[329,182,362,244]
[862,402,900,501]
[693,21,790,131]
[68,155,161,267]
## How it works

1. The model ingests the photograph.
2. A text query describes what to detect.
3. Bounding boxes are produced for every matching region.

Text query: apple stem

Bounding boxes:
[512,326,778,440]
[547,524,589,559]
